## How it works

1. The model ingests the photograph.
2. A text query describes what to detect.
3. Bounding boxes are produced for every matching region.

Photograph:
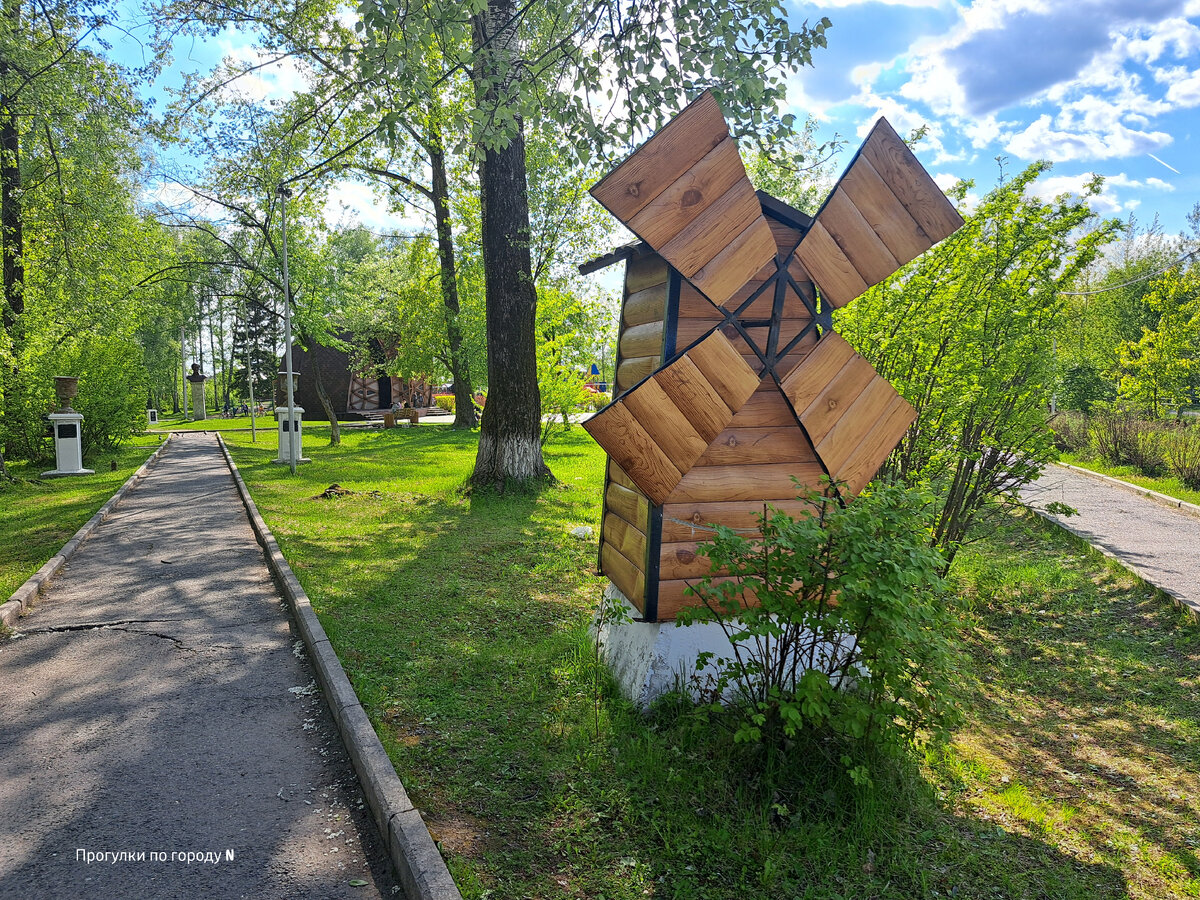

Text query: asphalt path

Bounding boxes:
[0,433,396,899]
[1021,464,1200,616]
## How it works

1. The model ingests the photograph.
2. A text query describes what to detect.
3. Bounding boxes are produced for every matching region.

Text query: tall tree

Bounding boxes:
[354,0,831,489]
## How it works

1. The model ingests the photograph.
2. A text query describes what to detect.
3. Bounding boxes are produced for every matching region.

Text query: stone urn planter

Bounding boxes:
[54,376,79,411]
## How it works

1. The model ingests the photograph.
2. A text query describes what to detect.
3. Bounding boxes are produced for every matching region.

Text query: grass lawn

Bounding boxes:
[1058,452,1200,508]
[152,412,453,433]
[223,425,1199,899]
[0,435,163,601]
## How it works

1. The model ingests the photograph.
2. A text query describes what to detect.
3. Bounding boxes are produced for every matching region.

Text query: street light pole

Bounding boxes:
[278,184,297,475]
[246,305,257,443]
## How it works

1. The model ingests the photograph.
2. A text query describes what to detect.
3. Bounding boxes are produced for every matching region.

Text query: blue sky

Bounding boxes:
[787,0,1200,235]
[115,0,1200,239]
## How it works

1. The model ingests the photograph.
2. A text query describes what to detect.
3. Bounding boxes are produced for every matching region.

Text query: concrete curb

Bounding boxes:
[1,436,174,628]
[1053,461,1200,520]
[216,435,462,900]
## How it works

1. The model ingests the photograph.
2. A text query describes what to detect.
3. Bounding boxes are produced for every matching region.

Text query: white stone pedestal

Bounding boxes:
[272,406,310,465]
[42,411,94,477]
[592,584,736,710]
[593,582,863,710]
[189,379,206,421]
[147,408,159,426]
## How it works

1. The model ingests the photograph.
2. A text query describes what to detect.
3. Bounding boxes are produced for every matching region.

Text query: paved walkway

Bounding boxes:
[0,434,396,899]
[1021,464,1200,616]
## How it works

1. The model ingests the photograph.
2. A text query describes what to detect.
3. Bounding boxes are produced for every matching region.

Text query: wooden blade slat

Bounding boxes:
[820,187,901,286]
[685,330,761,411]
[794,220,870,309]
[590,90,778,309]
[814,375,900,472]
[860,118,964,242]
[839,155,931,265]
[584,403,683,506]
[779,332,857,412]
[590,92,729,222]
[793,115,963,310]
[691,217,779,308]
[797,354,878,447]
[622,377,710,468]
[654,355,732,444]
[585,332,760,504]
[837,395,918,494]
[627,137,748,251]
[657,177,763,279]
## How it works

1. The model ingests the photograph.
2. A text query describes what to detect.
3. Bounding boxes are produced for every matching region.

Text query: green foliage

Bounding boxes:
[1115,264,1200,417]
[1049,410,1091,454]
[1,334,148,462]
[1060,361,1115,413]
[677,480,960,770]
[1058,218,1184,391]
[434,395,455,413]
[1163,425,1200,490]
[536,285,613,445]
[838,162,1119,562]
[1089,403,1168,476]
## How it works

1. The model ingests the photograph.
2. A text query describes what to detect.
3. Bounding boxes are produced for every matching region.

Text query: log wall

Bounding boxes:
[598,254,670,616]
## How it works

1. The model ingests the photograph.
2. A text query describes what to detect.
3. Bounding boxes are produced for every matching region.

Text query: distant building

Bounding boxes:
[279,335,435,421]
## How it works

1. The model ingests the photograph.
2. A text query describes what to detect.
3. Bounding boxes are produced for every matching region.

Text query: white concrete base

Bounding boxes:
[592,584,739,709]
[593,582,863,710]
[272,406,310,465]
[44,411,92,477]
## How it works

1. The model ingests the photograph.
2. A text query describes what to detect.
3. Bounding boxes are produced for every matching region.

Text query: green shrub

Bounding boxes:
[585,391,610,412]
[1,333,146,463]
[434,395,455,414]
[1050,410,1091,454]
[1060,362,1115,413]
[1164,425,1200,490]
[677,480,961,778]
[1091,405,1168,476]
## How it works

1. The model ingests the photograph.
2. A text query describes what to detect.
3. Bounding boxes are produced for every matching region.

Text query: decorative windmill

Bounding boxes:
[582,91,964,622]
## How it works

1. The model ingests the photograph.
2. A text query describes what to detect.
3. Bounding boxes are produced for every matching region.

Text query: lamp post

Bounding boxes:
[278,184,297,474]
[246,305,257,443]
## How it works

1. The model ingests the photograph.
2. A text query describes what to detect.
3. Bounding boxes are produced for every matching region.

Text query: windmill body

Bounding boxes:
[583,92,963,628]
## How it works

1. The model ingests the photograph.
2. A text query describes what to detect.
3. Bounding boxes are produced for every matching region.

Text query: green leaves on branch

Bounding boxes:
[838,162,1121,563]
[677,480,960,775]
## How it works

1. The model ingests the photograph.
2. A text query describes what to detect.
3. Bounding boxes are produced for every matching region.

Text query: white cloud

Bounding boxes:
[809,0,949,6]
[215,33,309,103]
[140,179,229,223]
[323,181,429,233]
[1163,67,1200,105]
[1005,113,1172,161]
[1028,169,1173,215]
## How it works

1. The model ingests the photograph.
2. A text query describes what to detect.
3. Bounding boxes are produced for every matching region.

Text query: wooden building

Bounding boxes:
[581,92,963,623]
[281,337,435,420]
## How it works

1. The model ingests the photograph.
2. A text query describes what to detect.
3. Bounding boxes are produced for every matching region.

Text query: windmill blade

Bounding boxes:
[794,117,964,310]
[584,331,760,505]
[779,332,917,494]
[590,91,777,309]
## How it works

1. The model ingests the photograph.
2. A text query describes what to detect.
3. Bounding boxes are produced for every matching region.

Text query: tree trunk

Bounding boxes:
[1,0,24,333]
[311,351,341,446]
[429,123,477,430]
[469,0,551,490]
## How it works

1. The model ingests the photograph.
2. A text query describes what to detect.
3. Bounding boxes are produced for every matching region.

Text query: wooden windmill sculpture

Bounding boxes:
[583,91,963,622]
